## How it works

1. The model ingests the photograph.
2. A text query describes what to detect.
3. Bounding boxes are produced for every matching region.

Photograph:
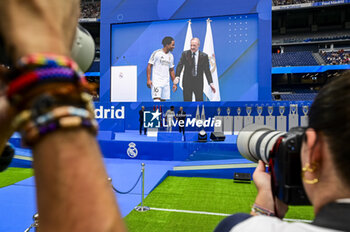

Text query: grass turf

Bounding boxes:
[125,176,314,232]
[0,167,33,188]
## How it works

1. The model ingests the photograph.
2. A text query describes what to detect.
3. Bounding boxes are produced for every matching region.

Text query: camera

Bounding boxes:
[237,124,310,205]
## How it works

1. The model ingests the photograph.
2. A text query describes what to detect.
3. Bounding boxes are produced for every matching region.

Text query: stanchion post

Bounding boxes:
[24,213,39,232]
[135,163,150,212]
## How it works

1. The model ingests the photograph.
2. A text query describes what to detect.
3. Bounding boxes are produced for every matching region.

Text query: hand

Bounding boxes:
[210,83,216,93]
[0,0,80,61]
[147,80,152,88]
[172,84,177,92]
[252,161,289,218]
[173,76,180,85]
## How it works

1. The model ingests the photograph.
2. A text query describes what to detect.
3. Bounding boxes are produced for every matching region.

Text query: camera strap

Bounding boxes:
[268,136,284,218]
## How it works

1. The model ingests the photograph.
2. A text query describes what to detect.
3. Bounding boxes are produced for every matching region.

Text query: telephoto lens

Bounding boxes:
[237,124,285,163]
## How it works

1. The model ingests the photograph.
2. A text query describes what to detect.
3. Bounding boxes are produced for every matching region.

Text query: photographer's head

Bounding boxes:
[302,72,350,212]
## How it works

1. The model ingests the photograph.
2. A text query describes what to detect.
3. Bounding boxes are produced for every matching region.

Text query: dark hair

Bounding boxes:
[308,71,350,187]
[162,36,174,47]
[170,106,174,109]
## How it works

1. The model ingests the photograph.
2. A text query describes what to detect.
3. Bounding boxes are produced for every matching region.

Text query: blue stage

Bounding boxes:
[98,130,239,161]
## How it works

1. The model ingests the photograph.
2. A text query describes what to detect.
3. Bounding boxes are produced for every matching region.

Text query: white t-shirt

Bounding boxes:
[148,49,174,86]
[231,216,341,232]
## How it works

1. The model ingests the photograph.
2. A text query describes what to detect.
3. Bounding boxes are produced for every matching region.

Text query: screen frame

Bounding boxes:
[100,0,271,103]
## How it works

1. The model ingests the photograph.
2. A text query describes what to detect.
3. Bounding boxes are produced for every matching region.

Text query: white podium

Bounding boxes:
[214,116,224,133]
[111,65,137,102]
[223,116,233,135]
[288,104,299,130]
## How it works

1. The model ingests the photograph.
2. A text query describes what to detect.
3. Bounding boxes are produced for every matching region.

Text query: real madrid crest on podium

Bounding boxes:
[243,106,253,127]
[277,105,286,132]
[234,107,243,135]
[300,105,309,127]
[265,106,275,129]
[127,142,138,158]
[288,104,299,130]
[254,106,264,125]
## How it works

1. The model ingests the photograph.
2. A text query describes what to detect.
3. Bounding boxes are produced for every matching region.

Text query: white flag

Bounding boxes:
[201,105,206,121]
[179,20,193,90]
[203,18,221,101]
[195,105,201,121]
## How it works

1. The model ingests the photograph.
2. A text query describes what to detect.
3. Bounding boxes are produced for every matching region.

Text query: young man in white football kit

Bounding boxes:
[147,36,177,101]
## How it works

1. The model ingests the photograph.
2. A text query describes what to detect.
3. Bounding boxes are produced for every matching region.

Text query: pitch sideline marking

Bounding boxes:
[150,207,230,217]
[150,207,312,223]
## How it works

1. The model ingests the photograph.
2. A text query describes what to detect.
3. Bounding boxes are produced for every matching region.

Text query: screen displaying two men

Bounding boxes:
[111,14,258,102]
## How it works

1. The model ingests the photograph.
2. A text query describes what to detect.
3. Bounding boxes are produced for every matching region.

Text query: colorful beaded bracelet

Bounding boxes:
[12,94,95,131]
[21,116,98,146]
[251,203,275,217]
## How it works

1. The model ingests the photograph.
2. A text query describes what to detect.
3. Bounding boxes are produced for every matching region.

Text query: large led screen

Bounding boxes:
[111,14,259,102]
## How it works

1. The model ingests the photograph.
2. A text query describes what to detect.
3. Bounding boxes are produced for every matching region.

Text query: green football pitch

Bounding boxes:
[125,176,314,232]
[0,168,314,232]
[0,167,33,188]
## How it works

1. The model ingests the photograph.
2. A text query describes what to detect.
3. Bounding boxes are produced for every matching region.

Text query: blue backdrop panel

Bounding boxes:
[157,132,183,141]
[100,0,271,102]
[94,101,313,131]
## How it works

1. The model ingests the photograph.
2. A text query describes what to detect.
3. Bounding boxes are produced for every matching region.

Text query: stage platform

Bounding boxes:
[98,130,240,161]
[9,129,243,163]
[10,130,240,162]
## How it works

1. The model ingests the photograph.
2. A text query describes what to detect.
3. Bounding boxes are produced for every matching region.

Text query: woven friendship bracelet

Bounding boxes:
[251,203,275,216]
[7,53,91,104]
[16,53,84,77]
[7,67,88,99]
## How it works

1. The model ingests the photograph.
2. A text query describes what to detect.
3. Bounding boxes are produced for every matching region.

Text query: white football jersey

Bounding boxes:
[148,49,174,86]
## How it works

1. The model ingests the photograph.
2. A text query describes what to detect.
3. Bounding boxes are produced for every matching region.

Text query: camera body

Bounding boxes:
[270,127,310,205]
[237,124,310,205]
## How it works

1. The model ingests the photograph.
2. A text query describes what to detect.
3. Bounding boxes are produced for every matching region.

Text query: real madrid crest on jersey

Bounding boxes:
[127,142,138,158]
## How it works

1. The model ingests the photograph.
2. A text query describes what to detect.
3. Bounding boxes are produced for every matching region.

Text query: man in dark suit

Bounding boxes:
[177,106,186,135]
[139,106,147,135]
[175,37,216,101]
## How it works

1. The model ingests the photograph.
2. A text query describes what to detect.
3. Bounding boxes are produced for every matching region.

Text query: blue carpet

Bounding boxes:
[0,158,179,231]
[2,131,249,231]
[0,181,37,232]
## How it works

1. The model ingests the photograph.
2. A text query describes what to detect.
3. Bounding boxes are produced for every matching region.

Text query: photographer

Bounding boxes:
[0,0,126,231]
[215,73,350,231]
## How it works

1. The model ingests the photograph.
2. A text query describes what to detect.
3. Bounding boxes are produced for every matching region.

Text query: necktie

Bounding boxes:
[192,52,196,76]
